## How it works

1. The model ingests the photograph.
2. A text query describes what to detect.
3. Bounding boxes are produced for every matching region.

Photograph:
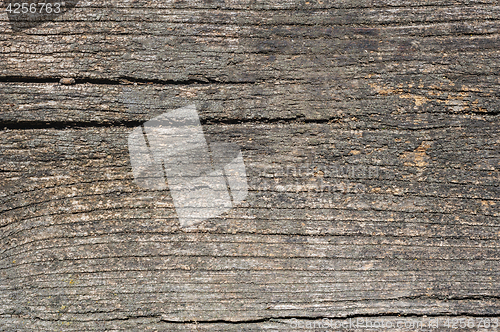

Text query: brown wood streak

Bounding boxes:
[0,0,499,330]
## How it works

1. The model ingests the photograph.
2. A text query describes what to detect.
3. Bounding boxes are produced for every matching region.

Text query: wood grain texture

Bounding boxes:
[0,0,499,330]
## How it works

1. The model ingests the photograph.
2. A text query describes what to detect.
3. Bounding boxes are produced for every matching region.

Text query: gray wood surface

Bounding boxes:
[0,0,499,330]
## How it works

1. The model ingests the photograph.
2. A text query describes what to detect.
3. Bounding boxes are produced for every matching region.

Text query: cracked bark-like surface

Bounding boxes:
[0,0,499,331]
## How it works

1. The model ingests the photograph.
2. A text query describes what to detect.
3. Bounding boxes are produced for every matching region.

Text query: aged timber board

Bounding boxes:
[0,0,499,331]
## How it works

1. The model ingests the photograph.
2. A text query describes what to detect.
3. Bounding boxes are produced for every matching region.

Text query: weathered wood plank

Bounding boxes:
[0,0,499,329]
[0,80,498,126]
[0,2,498,82]
[1,315,499,331]
[0,121,498,324]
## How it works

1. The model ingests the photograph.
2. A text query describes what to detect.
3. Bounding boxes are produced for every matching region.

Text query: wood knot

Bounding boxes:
[60,78,76,85]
